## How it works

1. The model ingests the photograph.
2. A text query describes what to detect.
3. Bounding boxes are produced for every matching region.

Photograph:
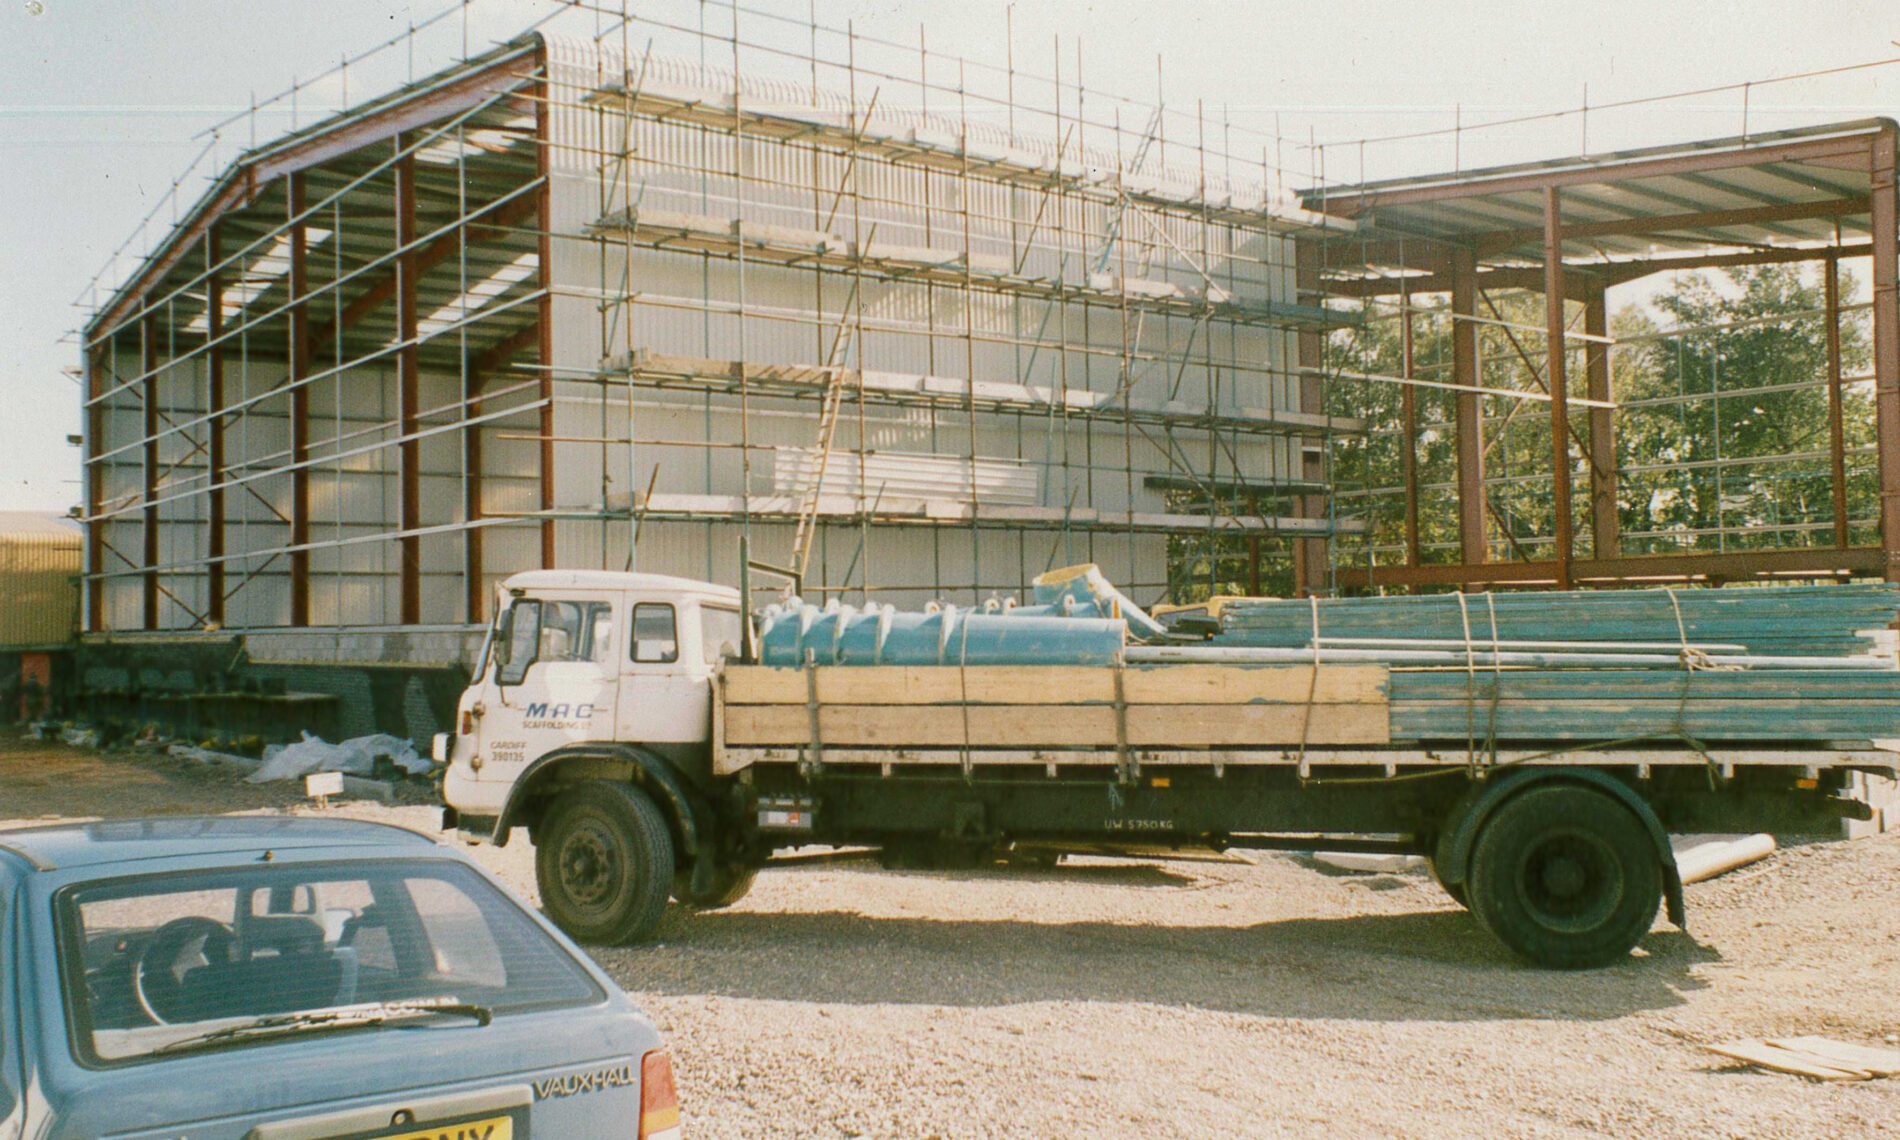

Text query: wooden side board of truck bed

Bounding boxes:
[714,663,1392,775]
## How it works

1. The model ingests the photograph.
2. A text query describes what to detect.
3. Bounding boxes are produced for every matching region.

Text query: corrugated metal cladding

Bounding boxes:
[540,35,1306,605]
[0,513,81,649]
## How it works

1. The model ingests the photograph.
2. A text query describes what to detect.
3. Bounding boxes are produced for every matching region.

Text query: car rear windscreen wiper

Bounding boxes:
[151,998,493,1054]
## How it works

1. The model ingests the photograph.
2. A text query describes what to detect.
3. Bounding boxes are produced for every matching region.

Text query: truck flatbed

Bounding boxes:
[439,569,1900,969]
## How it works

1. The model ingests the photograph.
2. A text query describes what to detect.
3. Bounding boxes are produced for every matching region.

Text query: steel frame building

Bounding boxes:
[78,9,1900,687]
[80,26,1362,658]
[1305,118,1900,591]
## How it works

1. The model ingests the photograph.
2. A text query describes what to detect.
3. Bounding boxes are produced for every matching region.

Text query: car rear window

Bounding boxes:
[58,859,603,1064]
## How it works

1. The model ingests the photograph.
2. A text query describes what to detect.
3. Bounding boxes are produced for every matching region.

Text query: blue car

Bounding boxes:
[0,817,681,1139]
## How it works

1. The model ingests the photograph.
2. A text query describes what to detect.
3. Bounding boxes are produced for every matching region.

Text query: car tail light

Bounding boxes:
[638,1049,682,1139]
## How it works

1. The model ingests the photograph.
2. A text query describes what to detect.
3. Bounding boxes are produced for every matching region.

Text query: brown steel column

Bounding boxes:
[1873,127,1900,582]
[1292,241,1330,594]
[1450,247,1487,567]
[1826,254,1849,548]
[85,343,105,632]
[141,310,159,630]
[397,145,422,625]
[1584,285,1618,559]
[1400,295,1421,572]
[1543,187,1574,588]
[535,65,556,570]
[464,368,485,624]
[206,224,227,626]
[288,173,312,626]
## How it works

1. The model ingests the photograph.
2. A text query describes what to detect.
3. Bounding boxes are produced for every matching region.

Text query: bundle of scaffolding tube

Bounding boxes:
[1196,584,1900,743]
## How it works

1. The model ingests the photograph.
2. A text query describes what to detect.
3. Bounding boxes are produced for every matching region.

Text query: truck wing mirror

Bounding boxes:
[496,600,543,686]
[494,610,514,666]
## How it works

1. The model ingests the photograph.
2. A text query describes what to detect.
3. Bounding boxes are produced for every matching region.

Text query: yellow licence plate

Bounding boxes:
[358,1116,514,1140]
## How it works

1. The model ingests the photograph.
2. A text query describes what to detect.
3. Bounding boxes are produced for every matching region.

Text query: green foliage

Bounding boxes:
[1160,264,1870,602]
[1613,265,1873,553]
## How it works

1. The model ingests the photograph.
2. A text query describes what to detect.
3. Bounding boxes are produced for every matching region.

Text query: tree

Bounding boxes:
[1161,263,1868,603]
[1614,264,1872,553]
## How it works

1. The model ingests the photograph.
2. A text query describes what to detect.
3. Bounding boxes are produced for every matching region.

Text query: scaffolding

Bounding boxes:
[77,3,1900,648]
[77,1,1368,639]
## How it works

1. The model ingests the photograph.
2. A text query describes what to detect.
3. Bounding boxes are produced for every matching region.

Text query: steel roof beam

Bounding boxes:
[1473,195,1868,257]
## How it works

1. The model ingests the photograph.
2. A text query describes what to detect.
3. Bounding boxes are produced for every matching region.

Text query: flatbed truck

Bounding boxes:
[437,570,1896,968]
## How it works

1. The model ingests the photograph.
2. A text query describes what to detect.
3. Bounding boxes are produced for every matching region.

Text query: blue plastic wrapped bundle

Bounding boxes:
[757,599,1126,667]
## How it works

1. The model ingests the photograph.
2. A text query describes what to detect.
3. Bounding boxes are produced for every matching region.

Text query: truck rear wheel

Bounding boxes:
[1467,784,1661,969]
[673,864,757,910]
[1426,854,1468,909]
[536,782,674,945]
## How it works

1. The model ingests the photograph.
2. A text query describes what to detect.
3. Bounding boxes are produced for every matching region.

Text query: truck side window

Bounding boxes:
[496,601,543,686]
[631,603,679,663]
[701,606,744,664]
[539,600,614,664]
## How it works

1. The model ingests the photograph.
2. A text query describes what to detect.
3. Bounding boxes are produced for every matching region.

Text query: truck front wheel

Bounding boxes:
[535,782,675,945]
[1467,784,1661,969]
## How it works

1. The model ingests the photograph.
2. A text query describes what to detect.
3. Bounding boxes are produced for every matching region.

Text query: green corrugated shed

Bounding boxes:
[0,512,81,649]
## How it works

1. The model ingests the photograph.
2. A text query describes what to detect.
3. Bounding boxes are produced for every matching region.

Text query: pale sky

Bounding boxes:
[3,0,1896,513]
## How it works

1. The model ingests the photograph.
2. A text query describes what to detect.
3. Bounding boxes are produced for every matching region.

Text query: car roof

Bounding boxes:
[0,816,438,872]
[504,568,742,601]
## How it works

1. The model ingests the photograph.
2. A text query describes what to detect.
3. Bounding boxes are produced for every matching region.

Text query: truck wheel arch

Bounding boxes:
[1433,767,1685,930]
[494,744,704,860]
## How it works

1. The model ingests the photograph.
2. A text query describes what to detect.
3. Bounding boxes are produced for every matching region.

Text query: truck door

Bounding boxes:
[615,598,713,747]
[483,595,621,784]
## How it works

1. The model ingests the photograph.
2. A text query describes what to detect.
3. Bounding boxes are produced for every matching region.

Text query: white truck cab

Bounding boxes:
[439,569,752,944]
[441,570,743,823]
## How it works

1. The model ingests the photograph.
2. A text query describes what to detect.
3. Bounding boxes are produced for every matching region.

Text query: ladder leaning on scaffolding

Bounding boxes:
[789,278,864,582]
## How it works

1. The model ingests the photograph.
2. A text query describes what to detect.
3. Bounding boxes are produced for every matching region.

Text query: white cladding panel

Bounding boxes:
[539,36,1305,607]
[98,35,1317,635]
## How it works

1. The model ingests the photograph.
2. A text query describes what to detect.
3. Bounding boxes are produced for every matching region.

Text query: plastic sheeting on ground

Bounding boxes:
[246,732,429,783]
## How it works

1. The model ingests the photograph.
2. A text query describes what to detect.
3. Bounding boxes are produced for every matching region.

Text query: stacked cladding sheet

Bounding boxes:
[1204,586,1900,744]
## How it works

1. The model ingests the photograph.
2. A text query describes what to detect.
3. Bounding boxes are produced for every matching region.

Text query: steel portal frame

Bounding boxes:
[79,11,1900,636]
[1305,119,1900,591]
[79,16,1358,636]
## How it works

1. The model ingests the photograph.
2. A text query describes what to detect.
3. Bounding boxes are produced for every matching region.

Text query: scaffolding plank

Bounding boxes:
[585,83,1355,237]
[588,208,1350,331]
[613,349,1365,437]
[631,490,1362,536]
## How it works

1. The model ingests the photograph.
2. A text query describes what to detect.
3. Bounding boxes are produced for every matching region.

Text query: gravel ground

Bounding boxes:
[2,729,1897,1138]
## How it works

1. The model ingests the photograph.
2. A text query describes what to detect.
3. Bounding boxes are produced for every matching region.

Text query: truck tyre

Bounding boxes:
[1426,854,1468,909]
[536,782,675,945]
[674,864,757,910]
[1467,783,1661,969]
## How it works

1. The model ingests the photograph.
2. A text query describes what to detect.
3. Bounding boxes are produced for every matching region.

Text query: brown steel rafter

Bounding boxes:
[308,187,541,354]
[86,47,542,344]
